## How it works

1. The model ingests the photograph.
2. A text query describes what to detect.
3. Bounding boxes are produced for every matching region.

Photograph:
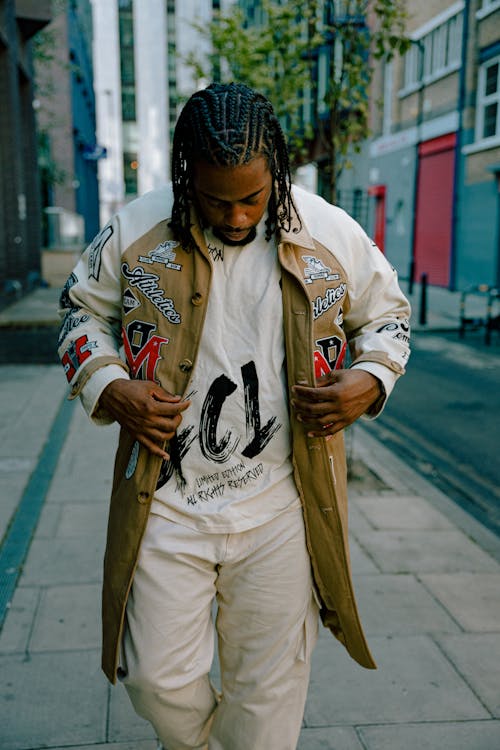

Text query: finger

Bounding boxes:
[151,388,183,403]
[137,434,170,460]
[146,398,191,418]
[292,384,336,402]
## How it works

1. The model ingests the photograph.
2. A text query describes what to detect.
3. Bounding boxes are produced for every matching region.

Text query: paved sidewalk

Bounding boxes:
[0,361,499,750]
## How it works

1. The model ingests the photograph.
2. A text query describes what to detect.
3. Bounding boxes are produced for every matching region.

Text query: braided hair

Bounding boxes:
[170,82,298,245]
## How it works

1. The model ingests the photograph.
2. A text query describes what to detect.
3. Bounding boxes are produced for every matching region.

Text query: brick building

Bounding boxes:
[339,0,500,291]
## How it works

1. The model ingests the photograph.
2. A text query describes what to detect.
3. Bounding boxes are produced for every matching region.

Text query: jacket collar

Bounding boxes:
[278,196,316,250]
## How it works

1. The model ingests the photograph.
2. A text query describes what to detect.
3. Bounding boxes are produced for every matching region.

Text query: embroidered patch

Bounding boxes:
[59,273,78,310]
[61,334,98,381]
[302,255,339,284]
[123,288,141,314]
[312,284,347,320]
[88,224,113,281]
[314,336,346,378]
[122,320,169,381]
[58,308,90,345]
[376,318,410,344]
[138,241,181,270]
[121,263,181,323]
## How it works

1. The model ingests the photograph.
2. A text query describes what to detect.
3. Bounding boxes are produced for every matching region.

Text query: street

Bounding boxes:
[1,290,500,748]
[369,329,500,536]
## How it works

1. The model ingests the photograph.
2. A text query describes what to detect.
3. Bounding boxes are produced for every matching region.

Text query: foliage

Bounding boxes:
[187,0,410,201]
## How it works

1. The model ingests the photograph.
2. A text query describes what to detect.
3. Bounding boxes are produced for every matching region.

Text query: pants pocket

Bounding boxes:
[296,591,320,663]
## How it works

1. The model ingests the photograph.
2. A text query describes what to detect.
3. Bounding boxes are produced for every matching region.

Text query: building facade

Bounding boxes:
[340,0,500,290]
[36,0,100,248]
[0,0,51,302]
[91,0,224,227]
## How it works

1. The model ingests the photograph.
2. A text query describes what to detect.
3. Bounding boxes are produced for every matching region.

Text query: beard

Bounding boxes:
[212,226,258,246]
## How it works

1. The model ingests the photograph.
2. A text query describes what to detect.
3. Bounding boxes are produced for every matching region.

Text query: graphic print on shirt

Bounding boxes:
[207,242,224,262]
[156,359,282,505]
[88,224,113,281]
[314,335,347,379]
[302,255,339,284]
[122,320,169,381]
[138,241,182,271]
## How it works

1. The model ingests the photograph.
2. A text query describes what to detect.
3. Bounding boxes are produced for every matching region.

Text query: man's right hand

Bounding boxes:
[99,379,190,459]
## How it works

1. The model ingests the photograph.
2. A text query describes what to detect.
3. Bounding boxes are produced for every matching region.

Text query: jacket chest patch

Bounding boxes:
[121,262,181,323]
[137,241,182,271]
[302,254,339,285]
[313,284,347,320]
[314,335,347,378]
[122,320,169,381]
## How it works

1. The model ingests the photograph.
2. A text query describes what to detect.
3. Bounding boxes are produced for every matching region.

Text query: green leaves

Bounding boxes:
[186,0,409,201]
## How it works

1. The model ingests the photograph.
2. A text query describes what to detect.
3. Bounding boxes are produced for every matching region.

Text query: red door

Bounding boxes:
[413,133,456,287]
[368,184,386,253]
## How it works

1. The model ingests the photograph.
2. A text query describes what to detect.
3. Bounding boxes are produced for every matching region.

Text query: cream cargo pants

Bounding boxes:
[119,501,319,750]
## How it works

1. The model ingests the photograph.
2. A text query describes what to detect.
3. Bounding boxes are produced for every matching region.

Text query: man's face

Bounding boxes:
[192,155,273,246]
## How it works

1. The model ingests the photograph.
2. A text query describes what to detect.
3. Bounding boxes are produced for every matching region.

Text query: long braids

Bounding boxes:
[170,82,298,245]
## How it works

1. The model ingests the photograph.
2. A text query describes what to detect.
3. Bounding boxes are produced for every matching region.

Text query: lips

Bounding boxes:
[222,229,250,241]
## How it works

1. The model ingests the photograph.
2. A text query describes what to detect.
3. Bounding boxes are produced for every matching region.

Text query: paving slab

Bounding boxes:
[33,501,62,537]
[354,530,500,573]
[56,501,109,537]
[108,682,157,743]
[420,572,500,631]
[29,583,101,651]
[353,574,461,635]
[347,503,373,534]
[352,493,454,530]
[298,726,364,749]
[349,537,379,574]
[304,635,489,726]
[0,650,107,750]
[0,365,65,458]
[436,633,500,717]
[49,744,156,750]
[0,586,39,653]
[19,536,104,586]
[359,720,500,750]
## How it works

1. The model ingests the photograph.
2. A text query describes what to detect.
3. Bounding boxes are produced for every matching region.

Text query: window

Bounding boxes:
[476,56,500,141]
[401,6,463,94]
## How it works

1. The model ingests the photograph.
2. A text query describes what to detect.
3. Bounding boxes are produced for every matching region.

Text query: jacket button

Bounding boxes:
[179,358,193,372]
[191,292,203,306]
[137,491,149,504]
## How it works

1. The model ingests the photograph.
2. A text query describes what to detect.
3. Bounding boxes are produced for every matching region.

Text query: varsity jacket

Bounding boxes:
[58,184,411,682]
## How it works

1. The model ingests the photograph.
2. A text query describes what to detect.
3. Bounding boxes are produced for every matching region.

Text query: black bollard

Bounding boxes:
[419,273,428,325]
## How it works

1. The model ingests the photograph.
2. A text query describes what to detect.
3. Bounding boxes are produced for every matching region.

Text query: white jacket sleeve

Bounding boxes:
[57,216,130,423]
[340,219,411,415]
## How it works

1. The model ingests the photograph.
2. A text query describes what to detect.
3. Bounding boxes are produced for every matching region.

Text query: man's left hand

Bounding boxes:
[291,370,382,438]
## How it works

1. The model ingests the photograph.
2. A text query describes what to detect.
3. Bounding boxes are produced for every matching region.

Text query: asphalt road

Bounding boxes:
[369,329,500,536]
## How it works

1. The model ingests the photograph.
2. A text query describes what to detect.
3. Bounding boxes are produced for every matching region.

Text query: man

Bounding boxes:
[58,82,410,750]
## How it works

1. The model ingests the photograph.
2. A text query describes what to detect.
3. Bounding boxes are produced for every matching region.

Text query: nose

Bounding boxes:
[224,203,247,228]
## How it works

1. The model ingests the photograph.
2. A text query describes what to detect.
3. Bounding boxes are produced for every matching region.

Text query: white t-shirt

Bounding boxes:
[151,221,298,532]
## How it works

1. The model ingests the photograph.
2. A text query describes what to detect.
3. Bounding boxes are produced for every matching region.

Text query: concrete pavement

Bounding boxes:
[0,282,499,749]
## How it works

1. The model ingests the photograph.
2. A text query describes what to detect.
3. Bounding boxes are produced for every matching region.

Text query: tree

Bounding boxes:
[187,0,409,202]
